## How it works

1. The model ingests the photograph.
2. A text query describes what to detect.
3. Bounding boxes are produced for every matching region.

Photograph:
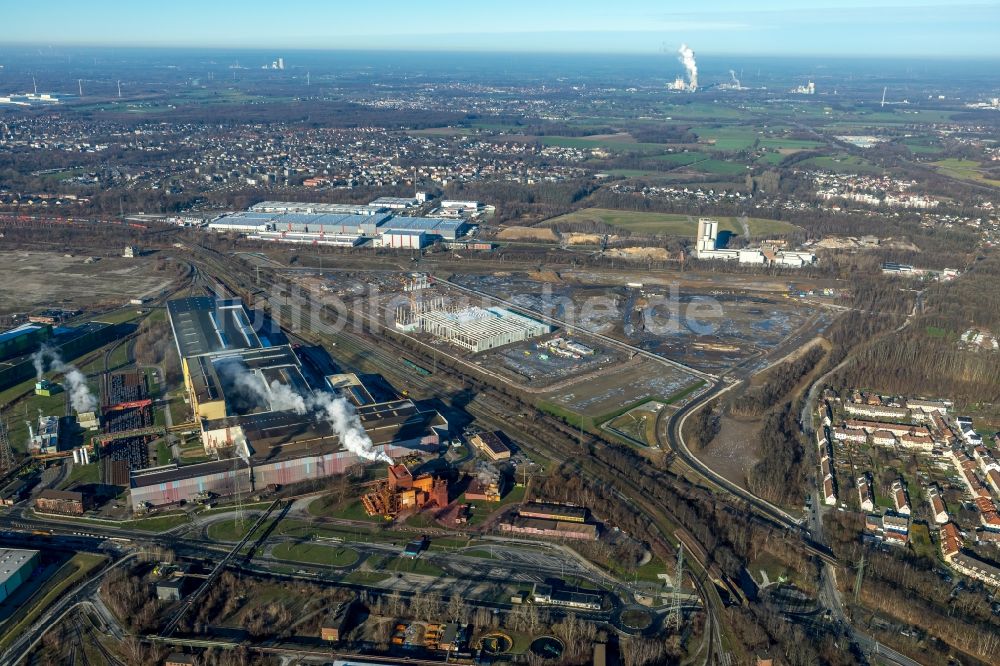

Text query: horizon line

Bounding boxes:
[2,42,1000,61]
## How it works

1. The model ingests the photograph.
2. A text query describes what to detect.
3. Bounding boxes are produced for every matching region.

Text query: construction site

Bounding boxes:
[394,276,551,356]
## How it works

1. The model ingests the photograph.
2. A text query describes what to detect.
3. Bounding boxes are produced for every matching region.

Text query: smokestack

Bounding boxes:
[677,44,698,92]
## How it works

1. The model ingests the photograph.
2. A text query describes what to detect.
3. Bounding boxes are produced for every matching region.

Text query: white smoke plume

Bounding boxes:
[308,390,392,464]
[678,44,698,92]
[32,351,45,379]
[266,380,309,415]
[31,345,98,414]
[220,361,390,463]
[729,69,740,86]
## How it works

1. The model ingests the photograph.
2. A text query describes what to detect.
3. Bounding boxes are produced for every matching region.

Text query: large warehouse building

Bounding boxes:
[0,549,39,603]
[132,297,448,509]
[207,201,470,249]
[413,306,550,353]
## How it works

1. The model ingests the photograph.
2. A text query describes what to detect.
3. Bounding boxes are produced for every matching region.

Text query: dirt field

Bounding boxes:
[0,251,176,314]
[450,271,823,372]
[496,226,559,242]
[542,209,801,237]
[602,247,674,261]
[603,400,667,447]
[542,356,700,422]
[563,233,603,245]
[696,414,761,488]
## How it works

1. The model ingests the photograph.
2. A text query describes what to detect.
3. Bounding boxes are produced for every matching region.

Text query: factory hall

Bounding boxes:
[129,297,447,510]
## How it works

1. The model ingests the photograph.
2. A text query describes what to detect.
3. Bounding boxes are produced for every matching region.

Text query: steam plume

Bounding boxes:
[678,44,698,92]
[220,361,390,463]
[31,345,97,414]
[308,390,392,464]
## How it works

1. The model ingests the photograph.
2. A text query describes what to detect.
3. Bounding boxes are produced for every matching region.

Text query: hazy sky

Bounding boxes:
[5,0,999,57]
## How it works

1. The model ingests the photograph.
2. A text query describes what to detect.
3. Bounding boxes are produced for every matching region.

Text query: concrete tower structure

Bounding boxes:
[695,218,719,257]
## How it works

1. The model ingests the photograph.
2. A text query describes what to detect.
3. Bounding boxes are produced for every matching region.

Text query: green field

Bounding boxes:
[651,152,708,165]
[691,159,749,175]
[689,126,759,151]
[271,542,360,567]
[59,462,101,489]
[367,554,446,578]
[684,126,822,153]
[900,138,944,155]
[759,138,825,150]
[755,152,787,166]
[538,136,666,154]
[932,159,1000,187]
[207,518,257,542]
[800,154,884,174]
[657,103,748,120]
[543,208,799,237]
[308,497,384,523]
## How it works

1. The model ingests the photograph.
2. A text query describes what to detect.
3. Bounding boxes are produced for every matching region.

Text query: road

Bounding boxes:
[0,554,135,666]
[178,244,919,663]
[795,349,924,666]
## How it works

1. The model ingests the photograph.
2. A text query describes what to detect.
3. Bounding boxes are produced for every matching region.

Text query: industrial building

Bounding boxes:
[0,322,52,361]
[531,582,602,610]
[694,218,815,268]
[468,431,511,461]
[0,321,130,394]
[369,196,421,209]
[35,489,87,515]
[167,297,264,361]
[361,463,449,518]
[412,306,550,354]
[321,599,355,642]
[500,502,599,541]
[465,476,502,502]
[0,479,28,506]
[251,201,382,215]
[207,202,470,248]
[375,229,428,249]
[519,502,589,523]
[28,415,60,454]
[184,345,308,424]
[131,297,448,509]
[0,549,40,603]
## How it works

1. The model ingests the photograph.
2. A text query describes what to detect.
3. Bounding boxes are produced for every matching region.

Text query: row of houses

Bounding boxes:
[832,419,937,451]
[939,523,1000,588]
[817,429,836,505]
[947,447,1000,532]
[865,512,910,546]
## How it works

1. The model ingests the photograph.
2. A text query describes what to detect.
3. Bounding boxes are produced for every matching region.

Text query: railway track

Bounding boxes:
[182,243,750,662]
